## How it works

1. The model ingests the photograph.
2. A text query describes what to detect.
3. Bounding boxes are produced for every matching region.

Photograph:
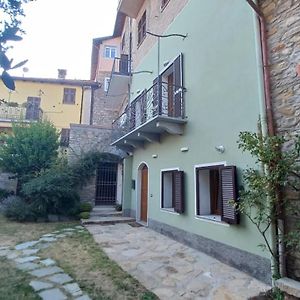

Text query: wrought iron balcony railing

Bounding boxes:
[0,105,43,122]
[112,81,185,143]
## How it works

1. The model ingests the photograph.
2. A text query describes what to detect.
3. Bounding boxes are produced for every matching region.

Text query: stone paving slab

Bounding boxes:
[21,248,39,256]
[30,280,54,291]
[15,255,39,263]
[30,266,63,278]
[40,258,56,266]
[63,282,82,297]
[39,288,67,300]
[75,295,91,300]
[87,223,271,300]
[16,262,40,271]
[15,241,39,250]
[47,273,73,284]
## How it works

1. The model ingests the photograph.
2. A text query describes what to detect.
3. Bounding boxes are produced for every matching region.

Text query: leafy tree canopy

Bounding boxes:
[0,121,59,180]
[0,0,32,90]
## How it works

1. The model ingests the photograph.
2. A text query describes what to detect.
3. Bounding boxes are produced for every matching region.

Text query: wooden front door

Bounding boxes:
[140,165,148,222]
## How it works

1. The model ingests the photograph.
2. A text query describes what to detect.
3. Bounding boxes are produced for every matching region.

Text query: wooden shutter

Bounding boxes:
[173,170,185,214]
[220,166,239,224]
[173,53,183,118]
[25,97,41,120]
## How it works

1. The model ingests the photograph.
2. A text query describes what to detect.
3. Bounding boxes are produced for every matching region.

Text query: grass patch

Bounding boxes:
[0,214,78,246]
[0,258,39,300]
[40,231,158,300]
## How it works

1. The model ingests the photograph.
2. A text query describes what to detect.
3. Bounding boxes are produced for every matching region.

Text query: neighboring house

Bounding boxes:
[67,34,126,207]
[259,0,300,282]
[0,72,98,147]
[104,0,274,283]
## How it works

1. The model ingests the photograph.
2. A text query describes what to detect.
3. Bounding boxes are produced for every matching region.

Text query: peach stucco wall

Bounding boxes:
[97,37,121,73]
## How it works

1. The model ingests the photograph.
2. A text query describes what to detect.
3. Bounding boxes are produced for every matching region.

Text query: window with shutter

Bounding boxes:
[220,166,239,224]
[63,88,76,104]
[195,164,238,224]
[138,11,147,46]
[161,169,185,213]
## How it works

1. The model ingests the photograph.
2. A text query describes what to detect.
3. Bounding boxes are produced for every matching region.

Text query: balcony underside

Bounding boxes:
[111,115,187,151]
[107,73,130,97]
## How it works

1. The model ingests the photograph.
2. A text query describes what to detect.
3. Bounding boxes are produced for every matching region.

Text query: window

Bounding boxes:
[60,128,70,147]
[121,33,126,50]
[161,169,185,213]
[161,0,171,10]
[104,46,117,59]
[63,88,76,104]
[195,165,239,224]
[138,11,147,45]
[104,77,110,92]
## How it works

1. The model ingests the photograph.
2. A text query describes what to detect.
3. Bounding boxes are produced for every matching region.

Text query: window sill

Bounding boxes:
[161,208,180,215]
[195,215,230,227]
[62,102,75,105]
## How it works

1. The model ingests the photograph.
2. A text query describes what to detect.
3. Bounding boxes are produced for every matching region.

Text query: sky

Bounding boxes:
[8,0,119,80]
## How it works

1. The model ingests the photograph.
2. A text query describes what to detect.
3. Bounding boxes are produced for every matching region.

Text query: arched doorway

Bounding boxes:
[138,163,148,223]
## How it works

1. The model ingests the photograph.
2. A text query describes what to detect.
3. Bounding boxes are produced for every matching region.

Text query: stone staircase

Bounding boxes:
[81,206,135,225]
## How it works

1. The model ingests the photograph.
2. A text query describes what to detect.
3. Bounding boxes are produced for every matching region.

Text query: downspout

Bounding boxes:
[246,0,286,283]
[79,85,84,124]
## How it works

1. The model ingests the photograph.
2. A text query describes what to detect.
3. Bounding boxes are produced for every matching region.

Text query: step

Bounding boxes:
[92,206,116,212]
[81,216,135,225]
[90,210,122,217]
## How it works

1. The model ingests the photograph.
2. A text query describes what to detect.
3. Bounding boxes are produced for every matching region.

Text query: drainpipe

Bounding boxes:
[79,85,84,124]
[246,0,286,283]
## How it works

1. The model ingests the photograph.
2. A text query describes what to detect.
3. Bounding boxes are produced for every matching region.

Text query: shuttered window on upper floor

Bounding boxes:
[138,11,147,46]
[63,88,76,104]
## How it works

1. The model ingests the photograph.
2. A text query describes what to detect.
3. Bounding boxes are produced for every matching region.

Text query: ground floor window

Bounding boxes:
[195,164,239,224]
[161,169,185,213]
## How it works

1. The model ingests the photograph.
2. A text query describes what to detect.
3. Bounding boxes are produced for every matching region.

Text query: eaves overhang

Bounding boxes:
[118,0,144,18]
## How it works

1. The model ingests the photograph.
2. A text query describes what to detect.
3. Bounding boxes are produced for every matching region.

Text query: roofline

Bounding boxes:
[12,76,99,88]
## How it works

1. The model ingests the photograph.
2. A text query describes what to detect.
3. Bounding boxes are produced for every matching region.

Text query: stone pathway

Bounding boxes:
[0,225,91,300]
[87,223,271,300]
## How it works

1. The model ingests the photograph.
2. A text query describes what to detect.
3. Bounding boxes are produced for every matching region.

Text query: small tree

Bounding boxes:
[0,121,59,188]
[1,0,30,90]
[237,125,300,280]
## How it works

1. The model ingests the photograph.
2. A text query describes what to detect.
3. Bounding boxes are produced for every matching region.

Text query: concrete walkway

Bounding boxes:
[0,226,91,300]
[87,223,271,300]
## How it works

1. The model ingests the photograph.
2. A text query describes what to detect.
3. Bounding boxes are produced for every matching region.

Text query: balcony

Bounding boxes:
[0,104,43,124]
[107,55,131,97]
[111,80,186,150]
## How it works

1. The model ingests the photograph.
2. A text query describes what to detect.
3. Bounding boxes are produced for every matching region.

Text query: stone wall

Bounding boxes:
[92,72,125,128]
[259,0,300,280]
[68,124,124,206]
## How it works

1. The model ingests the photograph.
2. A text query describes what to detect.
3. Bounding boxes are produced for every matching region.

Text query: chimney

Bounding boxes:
[58,69,67,79]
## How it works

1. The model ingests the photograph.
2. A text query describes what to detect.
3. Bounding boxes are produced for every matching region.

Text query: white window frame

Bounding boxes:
[104,77,110,92]
[194,161,227,223]
[104,46,117,59]
[160,167,180,215]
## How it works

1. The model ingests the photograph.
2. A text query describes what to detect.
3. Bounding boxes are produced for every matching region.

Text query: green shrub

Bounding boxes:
[0,188,12,201]
[80,202,93,212]
[4,196,35,221]
[21,160,80,217]
[79,211,90,219]
[115,204,122,211]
